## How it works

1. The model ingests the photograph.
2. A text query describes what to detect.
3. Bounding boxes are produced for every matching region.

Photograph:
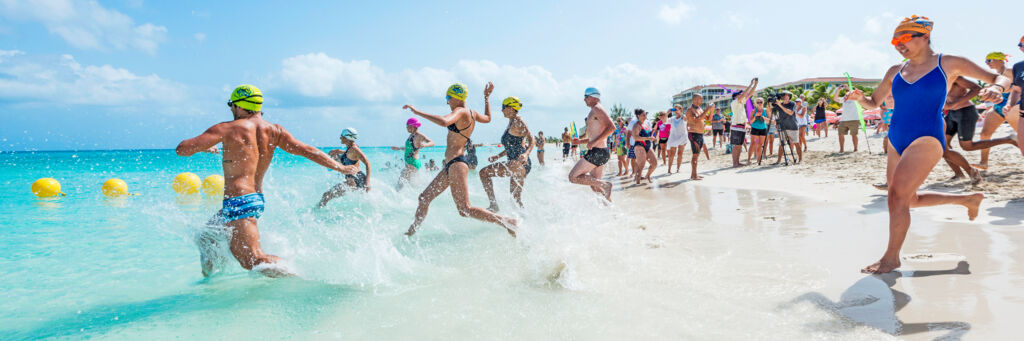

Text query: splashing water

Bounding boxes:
[0,148,891,339]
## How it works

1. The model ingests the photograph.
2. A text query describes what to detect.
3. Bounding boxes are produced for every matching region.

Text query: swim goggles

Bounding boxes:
[226,95,263,107]
[891,32,925,46]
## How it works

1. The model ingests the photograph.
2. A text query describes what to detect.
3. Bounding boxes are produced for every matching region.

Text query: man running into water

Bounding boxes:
[392,118,434,190]
[686,94,713,180]
[730,78,758,167]
[561,128,572,161]
[177,85,358,277]
[568,87,615,200]
[940,77,985,183]
[404,82,517,237]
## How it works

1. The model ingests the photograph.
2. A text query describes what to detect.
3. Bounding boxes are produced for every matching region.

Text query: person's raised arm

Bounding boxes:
[741,78,759,102]
[402,105,462,128]
[477,82,495,124]
[276,125,357,174]
[956,77,982,103]
[176,123,224,156]
[947,55,1011,103]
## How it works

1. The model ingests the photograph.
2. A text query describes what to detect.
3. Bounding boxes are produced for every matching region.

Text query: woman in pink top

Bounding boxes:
[656,112,671,163]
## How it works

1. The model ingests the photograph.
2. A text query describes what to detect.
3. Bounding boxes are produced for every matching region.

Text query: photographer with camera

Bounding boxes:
[771,91,802,164]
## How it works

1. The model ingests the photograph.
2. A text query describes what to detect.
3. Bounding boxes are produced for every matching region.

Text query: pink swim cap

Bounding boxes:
[406,117,421,128]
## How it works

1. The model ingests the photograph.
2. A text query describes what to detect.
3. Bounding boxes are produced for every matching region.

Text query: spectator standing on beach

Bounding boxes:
[813,98,829,138]
[730,78,758,167]
[665,106,688,173]
[795,96,809,152]
[656,112,671,164]
[711,109,725,149]
[772,91,802,163]
[834,85,861,152]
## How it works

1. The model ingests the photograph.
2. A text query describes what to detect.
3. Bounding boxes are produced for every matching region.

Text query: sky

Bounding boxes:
[1,0,1022,151]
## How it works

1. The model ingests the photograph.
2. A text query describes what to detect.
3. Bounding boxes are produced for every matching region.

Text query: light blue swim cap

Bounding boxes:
[584,87,601,98]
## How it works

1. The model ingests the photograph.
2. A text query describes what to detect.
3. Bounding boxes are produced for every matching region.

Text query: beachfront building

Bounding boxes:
[671,84,746,115]
[766,76,881,93]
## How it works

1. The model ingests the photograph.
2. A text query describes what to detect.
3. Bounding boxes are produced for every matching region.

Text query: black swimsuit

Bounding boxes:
[501,127,532,175]
[338,151,367,188]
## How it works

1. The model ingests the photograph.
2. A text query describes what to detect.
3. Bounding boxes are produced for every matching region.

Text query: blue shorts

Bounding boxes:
[220,193,265,223]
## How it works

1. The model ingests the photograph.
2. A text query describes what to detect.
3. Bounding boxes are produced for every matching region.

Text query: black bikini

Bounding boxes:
[444,112,476,173]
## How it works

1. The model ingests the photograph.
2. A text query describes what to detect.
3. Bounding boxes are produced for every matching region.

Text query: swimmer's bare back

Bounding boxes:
[177,114,356,197]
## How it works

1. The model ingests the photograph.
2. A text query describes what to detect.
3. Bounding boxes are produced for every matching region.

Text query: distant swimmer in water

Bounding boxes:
[480,96,534,212]
[176,85,358,277]
[392,117,434,190]
[568,87,615,200]
[318,128,372,207]
[849,15,999,274]
[403,82,517,237]
[426,159,439,171]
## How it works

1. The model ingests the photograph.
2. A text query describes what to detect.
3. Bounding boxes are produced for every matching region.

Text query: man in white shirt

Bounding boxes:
[730,78,758,167]
[833,85,861,152]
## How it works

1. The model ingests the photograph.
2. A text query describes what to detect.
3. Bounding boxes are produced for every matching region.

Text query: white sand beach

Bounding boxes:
[599,124,1024,340]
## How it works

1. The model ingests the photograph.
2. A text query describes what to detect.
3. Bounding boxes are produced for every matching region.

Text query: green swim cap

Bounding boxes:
[229,84,263,112]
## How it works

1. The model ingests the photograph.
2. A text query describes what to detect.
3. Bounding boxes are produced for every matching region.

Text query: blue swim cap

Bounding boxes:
[584,87,601,98]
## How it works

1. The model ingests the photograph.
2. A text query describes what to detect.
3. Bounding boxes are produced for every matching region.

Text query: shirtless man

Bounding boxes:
[942,76,1018,171]
[686,94,713,180]
[176,85,358,277]
[941,77,985,183]
[568,87,615,200]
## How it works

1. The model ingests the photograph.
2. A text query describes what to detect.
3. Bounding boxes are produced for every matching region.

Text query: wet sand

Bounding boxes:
[602,124,1024,340]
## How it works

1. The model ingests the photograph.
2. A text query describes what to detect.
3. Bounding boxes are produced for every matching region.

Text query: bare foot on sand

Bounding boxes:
[971,163,988,170]
[968,168,983,185]
[862,257,901,274]
[691,175,704,180]
[965,193,984,221]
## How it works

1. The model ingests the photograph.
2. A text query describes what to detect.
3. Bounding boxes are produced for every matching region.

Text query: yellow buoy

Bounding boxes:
[172,172,201,195]
[202,175,225,197]
[102,178,129,197]
[31,178,65,198]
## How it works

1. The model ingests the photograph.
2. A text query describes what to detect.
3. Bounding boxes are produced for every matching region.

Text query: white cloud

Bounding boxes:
[0,0,167,54]
[717,35,894,86]
[658,2,694,25]
[194,32,206,42]
[0,51,185,105]
[726,12,745,29]
[274,35,893,110]
[864,12,897,35]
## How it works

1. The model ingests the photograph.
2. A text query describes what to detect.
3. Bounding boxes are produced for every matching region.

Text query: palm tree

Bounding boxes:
[610,103,630,122]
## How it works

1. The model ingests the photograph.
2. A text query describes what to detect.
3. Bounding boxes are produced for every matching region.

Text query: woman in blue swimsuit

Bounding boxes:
[402,82,517,237]
[318,128,371,207]
[848,15,1009,274]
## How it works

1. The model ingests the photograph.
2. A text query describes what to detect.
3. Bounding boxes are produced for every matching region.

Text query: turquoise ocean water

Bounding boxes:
[1,147,889,339]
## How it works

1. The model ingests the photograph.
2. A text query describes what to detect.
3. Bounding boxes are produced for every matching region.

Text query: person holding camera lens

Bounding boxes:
[772,91,802,164]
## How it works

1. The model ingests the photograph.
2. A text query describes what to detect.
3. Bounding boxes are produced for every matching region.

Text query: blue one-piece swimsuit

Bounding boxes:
[889,54,948,155]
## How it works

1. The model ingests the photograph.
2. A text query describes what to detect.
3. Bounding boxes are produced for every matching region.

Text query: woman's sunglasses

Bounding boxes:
[891,32,925,46]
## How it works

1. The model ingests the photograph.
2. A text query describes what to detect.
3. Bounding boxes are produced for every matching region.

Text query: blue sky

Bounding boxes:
[2,0,1022,151]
